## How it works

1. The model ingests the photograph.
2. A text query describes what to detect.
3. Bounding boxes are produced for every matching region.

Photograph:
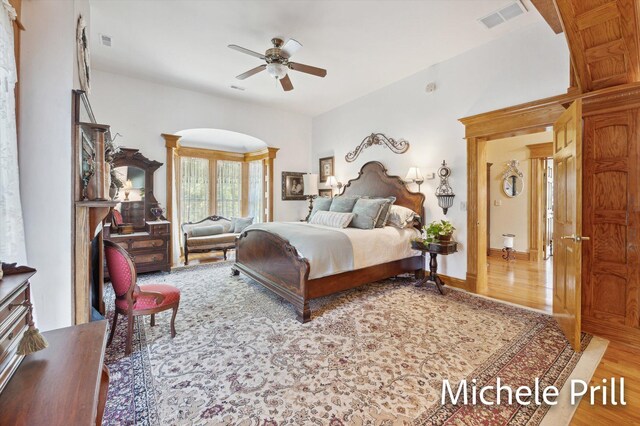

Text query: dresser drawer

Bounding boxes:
[0,288,27,325]
[131,238,166,250]
[132,252,166,265]
[148,223,170,235]
[0,311,27,373]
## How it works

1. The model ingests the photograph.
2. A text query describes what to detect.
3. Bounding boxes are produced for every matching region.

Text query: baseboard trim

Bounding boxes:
[488,248,531,261]
[583,316,640,348]
[439,274,470,292]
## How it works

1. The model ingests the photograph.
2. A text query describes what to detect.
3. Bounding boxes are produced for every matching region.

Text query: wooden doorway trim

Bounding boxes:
[527,142,553,261]
[460,83,640,293]
[460,96,567,293]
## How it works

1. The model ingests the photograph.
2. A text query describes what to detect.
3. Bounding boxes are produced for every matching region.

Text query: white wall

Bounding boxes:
[487,131,552,252]
[90,70,313,223]
[312,23,569,279]
[19,0,89,330]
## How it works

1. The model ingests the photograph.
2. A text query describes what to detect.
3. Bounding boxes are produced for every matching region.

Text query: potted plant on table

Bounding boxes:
[424,220,455,243]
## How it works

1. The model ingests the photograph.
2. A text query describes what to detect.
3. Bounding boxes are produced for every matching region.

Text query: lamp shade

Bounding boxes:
[405,167,424,182]
[303,174,319,196]
[326,175,339,187]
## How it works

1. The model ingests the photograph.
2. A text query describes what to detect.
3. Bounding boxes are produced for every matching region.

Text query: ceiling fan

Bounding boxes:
[228,38,327,91]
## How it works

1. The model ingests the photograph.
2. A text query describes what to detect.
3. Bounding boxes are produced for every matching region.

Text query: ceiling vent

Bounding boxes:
[100,34,112,47]
[478,1,527,29]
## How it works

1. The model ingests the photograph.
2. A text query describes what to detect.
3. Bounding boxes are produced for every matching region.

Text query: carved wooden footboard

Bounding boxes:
[232,229,312,322]
[232,161,427,323]
[232,228,424,323]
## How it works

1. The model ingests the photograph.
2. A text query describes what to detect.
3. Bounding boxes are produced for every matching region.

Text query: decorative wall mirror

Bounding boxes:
[502,160,524,198]
[110,148,163,231]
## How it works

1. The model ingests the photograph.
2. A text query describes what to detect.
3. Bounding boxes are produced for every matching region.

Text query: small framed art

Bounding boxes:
[319,189,333,198]
[281,172,306,200]
[319,156,334,183]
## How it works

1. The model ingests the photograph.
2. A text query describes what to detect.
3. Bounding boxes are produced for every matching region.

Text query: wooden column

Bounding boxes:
[466,136,487,293]
[162,134,182,266]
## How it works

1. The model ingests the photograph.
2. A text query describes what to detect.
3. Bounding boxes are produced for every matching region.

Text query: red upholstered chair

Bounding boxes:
[104,239,180,355]
[112,209,124,225]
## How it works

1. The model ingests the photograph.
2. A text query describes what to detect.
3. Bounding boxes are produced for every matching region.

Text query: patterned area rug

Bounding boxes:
[103,261,596,425]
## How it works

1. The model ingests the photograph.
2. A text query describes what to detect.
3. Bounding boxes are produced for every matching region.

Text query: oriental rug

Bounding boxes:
[103,261,605,425]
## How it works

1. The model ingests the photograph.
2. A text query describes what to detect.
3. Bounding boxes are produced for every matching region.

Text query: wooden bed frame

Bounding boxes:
[231,161,426,322]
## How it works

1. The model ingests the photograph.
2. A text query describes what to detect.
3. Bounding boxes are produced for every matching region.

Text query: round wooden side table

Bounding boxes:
[412,241,458,294]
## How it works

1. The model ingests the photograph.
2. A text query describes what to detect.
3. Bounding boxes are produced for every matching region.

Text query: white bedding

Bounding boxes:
[288,222,421,279]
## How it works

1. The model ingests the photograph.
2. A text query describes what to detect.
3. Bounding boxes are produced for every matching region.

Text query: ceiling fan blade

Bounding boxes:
[281,38,302,58]
[236,64,266,80]
[288,62,327,78]
[228,44,265,60]
[280,74,294,91]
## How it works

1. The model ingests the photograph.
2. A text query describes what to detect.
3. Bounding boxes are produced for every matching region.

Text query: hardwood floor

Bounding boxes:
[480,255,639,424]
[571,341,640,425]
[481,255,552,313]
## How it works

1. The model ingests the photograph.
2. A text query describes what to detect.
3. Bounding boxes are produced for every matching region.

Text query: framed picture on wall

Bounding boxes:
[319,189,333,198]
[281,171,306,200]
[319,156,334,182]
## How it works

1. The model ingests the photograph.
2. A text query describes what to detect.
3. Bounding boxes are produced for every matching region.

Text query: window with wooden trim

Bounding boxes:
[167,142,278,232]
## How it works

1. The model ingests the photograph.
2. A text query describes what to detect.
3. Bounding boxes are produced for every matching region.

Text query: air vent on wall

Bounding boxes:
[100,34,112,47]
[478,1,527,29]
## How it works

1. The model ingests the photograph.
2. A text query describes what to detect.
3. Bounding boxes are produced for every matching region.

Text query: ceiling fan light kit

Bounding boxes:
[267,63,288,80]
[229,37,327,91]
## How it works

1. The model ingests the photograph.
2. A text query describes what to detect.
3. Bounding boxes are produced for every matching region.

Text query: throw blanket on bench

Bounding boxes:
[245,222,354,279]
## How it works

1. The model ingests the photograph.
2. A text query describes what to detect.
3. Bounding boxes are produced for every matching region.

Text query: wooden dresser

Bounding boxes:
[0,270,33,394]
[0,321,110,425]
[104,220,171,275]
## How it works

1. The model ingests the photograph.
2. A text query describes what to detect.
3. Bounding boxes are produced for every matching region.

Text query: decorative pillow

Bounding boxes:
[350,198,389,229]
[387,205,419,228]
[232,216,254,233]
[309,211,355,228]
[329,196,359,213]
[362,196,396,227]
[191,224,225,237]
[309,197,333,221]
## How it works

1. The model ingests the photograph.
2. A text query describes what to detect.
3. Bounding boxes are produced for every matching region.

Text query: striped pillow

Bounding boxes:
[309,211,355,228]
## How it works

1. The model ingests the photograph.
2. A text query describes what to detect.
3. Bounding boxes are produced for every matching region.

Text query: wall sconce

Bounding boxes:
[435,161,455,215]
[405,167,424,192]
[326,175,343,195]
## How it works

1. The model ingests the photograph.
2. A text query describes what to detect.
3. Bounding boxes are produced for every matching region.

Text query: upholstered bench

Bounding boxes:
[181,215,253,265]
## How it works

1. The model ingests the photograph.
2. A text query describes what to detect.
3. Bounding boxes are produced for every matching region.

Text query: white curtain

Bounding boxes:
[0,1,27,265]
[216,160,241,218]
[179,156,210,224]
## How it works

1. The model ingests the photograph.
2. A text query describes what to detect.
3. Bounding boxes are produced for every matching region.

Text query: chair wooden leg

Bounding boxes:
[107,311,118,346]
[223,249,227,260]
[125,312,134,356]
[170,305,178,338]
[150,313,155,327]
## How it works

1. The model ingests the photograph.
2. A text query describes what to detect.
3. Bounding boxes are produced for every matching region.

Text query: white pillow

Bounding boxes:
[386,205,419,228]
[309,211,355,228]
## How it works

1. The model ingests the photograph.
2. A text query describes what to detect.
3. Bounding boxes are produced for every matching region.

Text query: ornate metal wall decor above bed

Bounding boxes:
[345,133,410,163]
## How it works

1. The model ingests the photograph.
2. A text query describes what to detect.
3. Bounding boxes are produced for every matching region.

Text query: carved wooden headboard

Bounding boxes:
[340,161,425,224]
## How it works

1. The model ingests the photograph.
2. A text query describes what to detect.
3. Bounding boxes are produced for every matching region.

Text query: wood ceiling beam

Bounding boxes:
[554,0,640,92]
[531,0,564,34]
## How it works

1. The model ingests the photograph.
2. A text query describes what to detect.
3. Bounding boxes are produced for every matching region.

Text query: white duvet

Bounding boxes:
[289,222,422,278]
